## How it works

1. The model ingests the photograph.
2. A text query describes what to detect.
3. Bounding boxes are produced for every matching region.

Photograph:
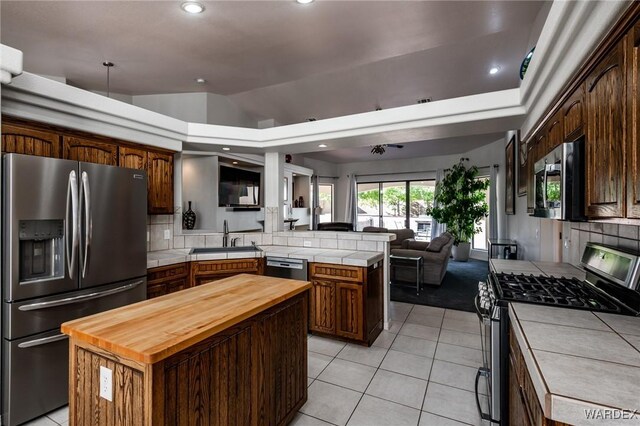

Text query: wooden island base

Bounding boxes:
[62,275,310,426]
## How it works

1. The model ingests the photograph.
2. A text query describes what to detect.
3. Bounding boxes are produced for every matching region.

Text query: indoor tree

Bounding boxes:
[428,158,489,261]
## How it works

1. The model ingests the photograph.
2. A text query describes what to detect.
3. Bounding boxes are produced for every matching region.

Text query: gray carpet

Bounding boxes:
[390,259,489,312]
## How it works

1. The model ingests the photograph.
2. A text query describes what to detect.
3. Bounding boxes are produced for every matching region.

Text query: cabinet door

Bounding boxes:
[119,146,147,170]
[63,136,117,165]
[1,123,61,158]
[166,277,189,294]
[563,83,586,140]
[526,139,536,213]
[627,20,640,218]
[147,150,174,214]
[309,280,336,334]
[147,283,167,299]
[586,41,626,218]
[509,356,532,426]
[335,282,363,340]
[547,110,564,152]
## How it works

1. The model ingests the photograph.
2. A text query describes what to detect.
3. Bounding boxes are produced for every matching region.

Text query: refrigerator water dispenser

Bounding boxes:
[18,220,64,283]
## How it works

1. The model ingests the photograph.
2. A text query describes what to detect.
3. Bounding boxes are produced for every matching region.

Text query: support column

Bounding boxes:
[264,152,284,232]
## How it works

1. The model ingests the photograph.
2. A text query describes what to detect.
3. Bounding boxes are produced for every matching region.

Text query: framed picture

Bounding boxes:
[517,130,527,196]
[505,136,516,215]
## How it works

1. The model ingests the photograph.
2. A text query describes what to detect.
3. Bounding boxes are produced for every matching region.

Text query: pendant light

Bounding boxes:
[102,61,114,98]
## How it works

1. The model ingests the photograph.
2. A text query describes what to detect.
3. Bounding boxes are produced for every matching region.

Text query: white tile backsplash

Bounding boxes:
[147,213,392,254]
[568,222,640,266]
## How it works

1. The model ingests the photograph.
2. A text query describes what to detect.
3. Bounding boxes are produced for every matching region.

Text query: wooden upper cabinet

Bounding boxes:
[627,19,640,218]
[547,110,564,152]
[1,123,61,158]
[585,40,626,218]
[526,139,536,213]
[63,136,117,165]
[147,150,174,214]
[563,83,586,140]
[118,146,147,170]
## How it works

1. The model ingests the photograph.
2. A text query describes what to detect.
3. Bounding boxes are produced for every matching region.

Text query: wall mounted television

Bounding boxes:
[218,165,261,207]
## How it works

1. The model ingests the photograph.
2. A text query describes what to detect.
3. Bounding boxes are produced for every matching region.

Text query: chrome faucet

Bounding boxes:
[223,220,229,247]
[231,237,242,247]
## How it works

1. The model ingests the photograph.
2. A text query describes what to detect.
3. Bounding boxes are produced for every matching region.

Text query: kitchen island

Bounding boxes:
[61,274,311,426]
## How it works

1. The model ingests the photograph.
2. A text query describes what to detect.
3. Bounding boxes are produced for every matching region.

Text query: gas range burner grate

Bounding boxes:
[491,273,621,313]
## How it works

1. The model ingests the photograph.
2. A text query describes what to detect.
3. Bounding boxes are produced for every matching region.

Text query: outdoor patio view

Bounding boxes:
[357,180,436,240]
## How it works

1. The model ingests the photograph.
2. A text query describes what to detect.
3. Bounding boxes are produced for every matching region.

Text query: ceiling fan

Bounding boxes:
[370,144,404,155]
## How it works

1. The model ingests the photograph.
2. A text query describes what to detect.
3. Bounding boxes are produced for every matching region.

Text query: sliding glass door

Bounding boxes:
[356,180,435,236]
[409,181,435,241]
[357,183,381,230]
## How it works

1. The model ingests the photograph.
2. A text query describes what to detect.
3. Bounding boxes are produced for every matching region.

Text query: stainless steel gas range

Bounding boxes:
[475,243,640,425]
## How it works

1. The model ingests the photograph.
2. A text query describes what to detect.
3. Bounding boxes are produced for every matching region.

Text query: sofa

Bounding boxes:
[317,222,354,231]
[390,232,454,286]
[362,226,415,249]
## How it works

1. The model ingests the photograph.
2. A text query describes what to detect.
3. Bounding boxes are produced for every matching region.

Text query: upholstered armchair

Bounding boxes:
[390,232,454,286]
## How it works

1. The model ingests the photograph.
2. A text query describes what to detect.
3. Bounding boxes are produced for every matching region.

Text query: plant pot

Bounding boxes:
[452,242,471,262]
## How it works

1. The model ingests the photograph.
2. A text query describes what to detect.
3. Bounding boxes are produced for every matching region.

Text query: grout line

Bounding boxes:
[417,306,445,426]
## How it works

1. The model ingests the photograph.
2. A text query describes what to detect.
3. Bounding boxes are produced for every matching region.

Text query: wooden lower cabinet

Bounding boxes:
[309,262,383,345]
[146,262,190,299]
[190,258,264,286]
[509,327,570,426]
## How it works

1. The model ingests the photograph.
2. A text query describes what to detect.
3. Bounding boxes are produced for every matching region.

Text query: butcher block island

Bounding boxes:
[61,274,311,426]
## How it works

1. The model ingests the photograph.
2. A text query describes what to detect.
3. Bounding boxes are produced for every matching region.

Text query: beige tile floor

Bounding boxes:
[26,302,488,426]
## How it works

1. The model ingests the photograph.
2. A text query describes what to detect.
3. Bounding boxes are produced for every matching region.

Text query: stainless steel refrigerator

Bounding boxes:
[2,153,148,426]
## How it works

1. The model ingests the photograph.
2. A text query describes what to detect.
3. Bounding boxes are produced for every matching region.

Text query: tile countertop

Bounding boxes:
[147,246,384,269]
[490,259,586,280]
[509,303,640,425]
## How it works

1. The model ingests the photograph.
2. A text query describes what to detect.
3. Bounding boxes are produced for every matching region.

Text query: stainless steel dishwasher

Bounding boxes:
[265,257,308,281]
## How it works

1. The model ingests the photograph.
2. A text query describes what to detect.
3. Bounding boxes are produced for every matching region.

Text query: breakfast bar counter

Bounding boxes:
[61,274,311,425]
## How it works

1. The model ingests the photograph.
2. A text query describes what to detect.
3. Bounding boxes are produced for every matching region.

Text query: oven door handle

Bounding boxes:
[474,294,483,321]
[475,367,492,421]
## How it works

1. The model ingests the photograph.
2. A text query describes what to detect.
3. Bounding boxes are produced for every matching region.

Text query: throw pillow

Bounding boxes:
[426,236,448,252]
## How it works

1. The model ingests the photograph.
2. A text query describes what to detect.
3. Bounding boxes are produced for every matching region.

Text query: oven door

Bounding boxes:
[475,295,503,425]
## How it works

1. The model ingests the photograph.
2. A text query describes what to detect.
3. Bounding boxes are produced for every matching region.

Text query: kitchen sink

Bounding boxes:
[189,246,261,254]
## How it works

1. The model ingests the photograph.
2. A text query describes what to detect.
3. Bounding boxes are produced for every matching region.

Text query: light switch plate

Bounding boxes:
[163,229,171,240]
[100,366,113,402]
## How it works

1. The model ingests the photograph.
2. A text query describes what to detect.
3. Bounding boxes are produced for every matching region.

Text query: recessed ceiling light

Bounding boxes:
[318,144,327,148]
[181,2,204,14]
[232,161,238,165]
[195,78,206,84]
[222,147,231,151]
[296,0,314,4]
[489,66,500,75]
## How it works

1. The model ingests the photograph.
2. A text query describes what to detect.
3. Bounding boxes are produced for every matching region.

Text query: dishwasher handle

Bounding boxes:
[266,258,304,270]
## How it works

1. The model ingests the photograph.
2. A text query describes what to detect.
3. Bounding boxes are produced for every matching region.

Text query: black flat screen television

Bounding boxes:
[218,165,261,207]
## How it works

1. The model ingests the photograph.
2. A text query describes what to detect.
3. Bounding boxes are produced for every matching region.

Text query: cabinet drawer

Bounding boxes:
[310,263,364,283]
[147,262,189,284]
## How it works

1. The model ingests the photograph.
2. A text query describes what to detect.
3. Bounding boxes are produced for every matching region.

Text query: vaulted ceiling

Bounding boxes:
[1,1,547,128]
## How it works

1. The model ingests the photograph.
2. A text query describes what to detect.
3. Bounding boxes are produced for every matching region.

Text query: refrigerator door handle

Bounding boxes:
[80,171,92,278]
[17,334,68,349]
[65,170,79,279]
[17,280,144,311]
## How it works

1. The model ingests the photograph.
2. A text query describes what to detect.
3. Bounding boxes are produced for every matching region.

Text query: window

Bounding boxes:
[356,180,435,238]
[472,178,490,250]
[318,184,333,223]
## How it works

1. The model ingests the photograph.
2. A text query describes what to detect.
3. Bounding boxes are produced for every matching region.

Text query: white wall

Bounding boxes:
[206,93,257,128]
[133,93,208,123]
[181,155,219,230]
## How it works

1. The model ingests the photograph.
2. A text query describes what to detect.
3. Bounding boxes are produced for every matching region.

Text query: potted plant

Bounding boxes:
[428,158,489,262]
